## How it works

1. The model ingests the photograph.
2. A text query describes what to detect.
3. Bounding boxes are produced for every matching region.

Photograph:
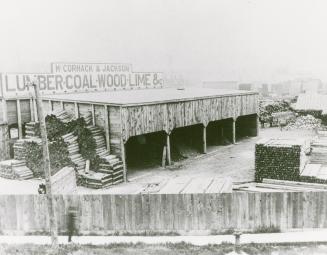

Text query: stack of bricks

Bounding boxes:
[255,138,309,182]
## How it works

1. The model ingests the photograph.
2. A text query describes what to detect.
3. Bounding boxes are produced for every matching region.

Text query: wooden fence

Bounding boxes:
[0,192,327,235]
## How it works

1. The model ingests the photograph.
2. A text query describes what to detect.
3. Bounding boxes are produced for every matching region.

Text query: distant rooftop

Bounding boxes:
[43,87,257,106]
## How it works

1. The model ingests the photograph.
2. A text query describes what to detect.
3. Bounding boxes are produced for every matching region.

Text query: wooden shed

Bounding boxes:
[0,87,259,181]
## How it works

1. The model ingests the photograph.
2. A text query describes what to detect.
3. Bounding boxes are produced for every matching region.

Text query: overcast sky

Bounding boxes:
[1,0,327,84]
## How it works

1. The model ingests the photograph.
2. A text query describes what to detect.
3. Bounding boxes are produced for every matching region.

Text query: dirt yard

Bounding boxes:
[0,128,315,194]
[78,127,315,194]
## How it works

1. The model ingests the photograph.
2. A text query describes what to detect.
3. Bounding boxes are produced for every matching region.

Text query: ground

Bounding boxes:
[1,242,327,255]
[0,128,315,194]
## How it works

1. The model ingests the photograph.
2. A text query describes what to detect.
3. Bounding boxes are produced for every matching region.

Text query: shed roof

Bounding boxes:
[43,87,257,106]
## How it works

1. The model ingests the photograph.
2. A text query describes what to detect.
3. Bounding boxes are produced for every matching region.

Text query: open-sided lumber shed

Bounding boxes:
[0,87,259,181]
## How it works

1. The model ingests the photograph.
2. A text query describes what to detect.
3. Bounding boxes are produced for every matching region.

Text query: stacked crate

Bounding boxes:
[62,132,86,173]
[255,138,309,182]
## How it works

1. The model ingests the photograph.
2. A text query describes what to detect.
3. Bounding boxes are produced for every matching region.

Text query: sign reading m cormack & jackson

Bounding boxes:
[0,63,164,98]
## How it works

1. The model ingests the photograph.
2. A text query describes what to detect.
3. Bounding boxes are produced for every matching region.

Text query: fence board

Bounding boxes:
[3,192,327,234]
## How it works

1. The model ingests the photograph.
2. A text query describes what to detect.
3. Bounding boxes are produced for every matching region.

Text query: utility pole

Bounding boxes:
[32,82,58,247]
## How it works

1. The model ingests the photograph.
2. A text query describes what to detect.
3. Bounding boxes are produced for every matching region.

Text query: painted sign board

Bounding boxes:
[0,63,164,98]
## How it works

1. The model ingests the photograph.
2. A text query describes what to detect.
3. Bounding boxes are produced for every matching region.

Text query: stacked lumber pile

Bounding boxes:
[13,139,27,161]
[255,138,308,182]
[79,171,113,189]
[62,132,86,173]
[11,160,34,180]
[234,179,327,192]
[310,130,327,164]
[25,122,40,138]
[286,115,321,130]
[0,160,33,180]
[52,110,73,123]
[87,124,124,185]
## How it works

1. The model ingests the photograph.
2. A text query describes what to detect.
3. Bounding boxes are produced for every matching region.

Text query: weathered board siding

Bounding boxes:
[121,94,258,141]
[109,106,122,155]
[6,100,17,125]
[0,192,326,235]
[20,99,32,123]
[0,125,9,161]
[78,103,92,119]
[94,105,106,129]
[63,102,75,117]
[52,101,63,112]
[0,99,4,123]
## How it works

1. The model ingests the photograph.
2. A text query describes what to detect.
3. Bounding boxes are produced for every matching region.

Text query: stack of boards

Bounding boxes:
[302,130,327,180]
[79,124,124,189]
[52,110,124,189]
[10,137,40,180]
[0,159,33,180]
[25,122,39,138]
[62,132,86,172]
[255,138,308,181]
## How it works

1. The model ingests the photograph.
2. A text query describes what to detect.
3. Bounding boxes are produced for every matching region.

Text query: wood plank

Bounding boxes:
[159,177,192,194]
[181,178,213,194]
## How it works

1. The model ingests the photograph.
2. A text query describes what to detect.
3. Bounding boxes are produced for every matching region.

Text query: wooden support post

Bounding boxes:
[166,132,172,165]
[104,105,110,152]
[121,138,127,182]
[48,100,52,113]
[30,98,35,122]
[16,99,23,139]
[33,98,38,122]
[91,104,95,126]
[232,118,236,144]
[60,101,64,110]
[74,102,79,119]
[256,114,260,137]
[203,124,207,154]
[162,146,167,167]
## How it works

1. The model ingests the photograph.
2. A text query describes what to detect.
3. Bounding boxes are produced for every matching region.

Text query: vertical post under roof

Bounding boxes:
[16,99,23,139]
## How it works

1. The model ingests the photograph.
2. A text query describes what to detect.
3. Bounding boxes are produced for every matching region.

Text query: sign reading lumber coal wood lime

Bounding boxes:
[0,63,164,98]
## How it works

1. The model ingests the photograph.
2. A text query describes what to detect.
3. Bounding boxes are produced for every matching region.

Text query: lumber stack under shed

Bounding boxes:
[52,109,73,123]
[62,132,86,173]
[255,138,310,182]
[25,122,40,138]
